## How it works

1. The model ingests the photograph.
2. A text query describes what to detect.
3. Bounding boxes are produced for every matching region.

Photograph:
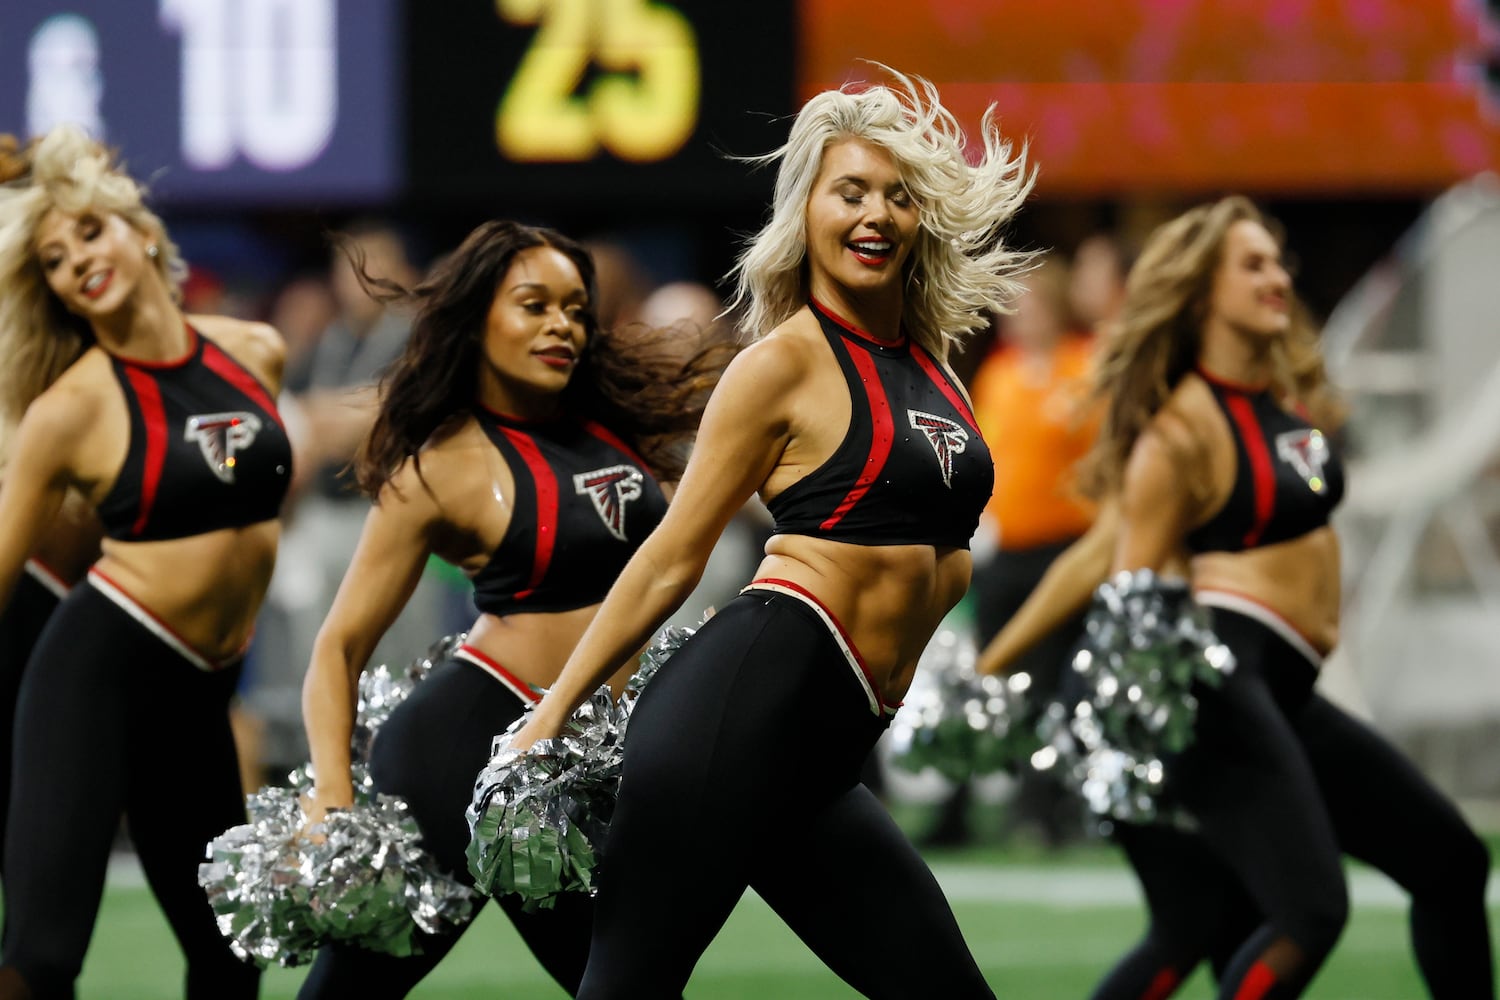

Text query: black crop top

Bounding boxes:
[470,406,667,615]
[765,300,993,549]
[1185,371,1345,554]
[96,329,291,542]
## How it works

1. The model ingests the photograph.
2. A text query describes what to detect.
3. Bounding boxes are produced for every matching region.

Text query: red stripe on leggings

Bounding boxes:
[1142,966,1181,1000]
[1233,960,1278,1000]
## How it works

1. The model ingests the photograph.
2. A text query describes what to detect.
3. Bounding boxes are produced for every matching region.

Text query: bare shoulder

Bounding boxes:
[191,314,287,390]
[1145,376,1217,470]
[731,311,825,393]
[382,415,490,509]
[32,347,115,427]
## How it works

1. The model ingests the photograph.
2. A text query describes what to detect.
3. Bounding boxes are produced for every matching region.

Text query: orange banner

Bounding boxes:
[799,1,1500,194]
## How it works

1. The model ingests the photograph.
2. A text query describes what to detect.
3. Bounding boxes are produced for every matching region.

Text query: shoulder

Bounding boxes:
[14,352,114,460]
[721,311,826,397]
[191,315,287,390]
[1122,376,1217,511]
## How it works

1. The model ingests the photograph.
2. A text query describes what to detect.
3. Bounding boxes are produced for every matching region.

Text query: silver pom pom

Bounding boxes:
[353,633,467,761]
[466,621,696,910]
[1037,570,1234,823]
[888,629,1041,782]
[198,764,477,967]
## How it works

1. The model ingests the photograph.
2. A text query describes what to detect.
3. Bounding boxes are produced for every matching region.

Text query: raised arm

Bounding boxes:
[302,463,441,819]
[513,336,804,745]
[975,499,1119,676]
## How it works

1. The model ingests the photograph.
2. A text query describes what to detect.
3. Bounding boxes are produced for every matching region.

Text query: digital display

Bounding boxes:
[0,0,399,205]
[800,0,1500,194]
[404,0,796,208]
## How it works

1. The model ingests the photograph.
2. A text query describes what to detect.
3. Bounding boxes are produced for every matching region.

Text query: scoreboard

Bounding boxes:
[2,1,1496,206]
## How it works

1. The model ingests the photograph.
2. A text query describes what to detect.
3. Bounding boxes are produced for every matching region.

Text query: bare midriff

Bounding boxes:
[465,603,626,693]
[95,519,281,660]
[1191,525,1341,655]
[759,533,973,702]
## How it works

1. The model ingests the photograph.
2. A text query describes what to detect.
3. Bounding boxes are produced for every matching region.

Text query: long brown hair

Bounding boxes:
[353,220,730,497]
[1078,196,1343,499]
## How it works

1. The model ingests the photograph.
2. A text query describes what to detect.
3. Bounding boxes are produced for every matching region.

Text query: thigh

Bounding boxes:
[581,594,875,997]
[1296,694,1480,891]
[2,589,133,980]
[368,659,530,881]
[1170,665,1346,937]
[751,784,994,1000]
[0,574,59,874]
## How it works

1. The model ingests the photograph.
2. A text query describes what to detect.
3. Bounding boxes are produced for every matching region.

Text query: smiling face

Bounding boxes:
[479,244,591,416]
[803,137,919,316]
[34,206,157,319]
[1206,219,1293,342]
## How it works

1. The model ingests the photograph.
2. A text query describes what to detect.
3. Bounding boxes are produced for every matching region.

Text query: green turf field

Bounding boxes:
[60,845,1498,999]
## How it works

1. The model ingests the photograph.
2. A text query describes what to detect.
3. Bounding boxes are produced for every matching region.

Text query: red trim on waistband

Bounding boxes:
[454,644,542,703]
[746,577,901,714]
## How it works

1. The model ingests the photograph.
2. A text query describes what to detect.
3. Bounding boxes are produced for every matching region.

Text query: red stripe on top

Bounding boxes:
[910,343,978,429]
[1142,966,1182,1000]
[582,420,648,471]
[820,343,895,532]
[500,426,559,601]
[1232,960,1278,1000]
[110,324,198,370]
[1224,394,1276,548]
[122,368,168,538]
[809,297,906,348]
[456,644,541,703]
[200,338,284,428]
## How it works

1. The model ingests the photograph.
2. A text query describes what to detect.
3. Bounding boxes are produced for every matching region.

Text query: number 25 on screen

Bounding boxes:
[495,0,700,163]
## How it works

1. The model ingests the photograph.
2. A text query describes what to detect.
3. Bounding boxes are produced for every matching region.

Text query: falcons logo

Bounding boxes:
[573,464,645,542]
[908,409,969,488]
[185,411,262,484]
[1276,428,1331,494]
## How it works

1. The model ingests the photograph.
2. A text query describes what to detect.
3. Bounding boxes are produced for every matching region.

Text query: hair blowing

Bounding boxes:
[726,66,1035,362]
[1078,195,1343,500]
[353,220,731,497]
[0,126,185,472]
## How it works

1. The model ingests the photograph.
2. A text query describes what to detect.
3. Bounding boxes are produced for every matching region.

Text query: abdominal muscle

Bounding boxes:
[758,534,972,702]
[95,519,281,661]
[1190,525,1342,655]
[465,602,637,695]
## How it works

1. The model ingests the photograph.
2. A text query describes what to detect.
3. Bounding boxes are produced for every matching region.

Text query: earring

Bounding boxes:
[146,244,159,259]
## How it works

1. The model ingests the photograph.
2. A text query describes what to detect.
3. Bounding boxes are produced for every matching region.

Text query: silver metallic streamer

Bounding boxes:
[466,623,695,911]
[1034,569,1235,823]
[198,764,476,966]
[199,634,474,966]
[353,632,468,761]
[887,629,1041,782]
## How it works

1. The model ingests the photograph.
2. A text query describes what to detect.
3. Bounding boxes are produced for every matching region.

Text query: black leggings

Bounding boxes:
[1095,609,1495,1000]
[0,571,60,893]
[0,581,257,1000]
[297,658,600,999]
[577,590,994,999]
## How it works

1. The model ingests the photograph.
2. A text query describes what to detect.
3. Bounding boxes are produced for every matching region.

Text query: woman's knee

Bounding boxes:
[1290,881,1348,959]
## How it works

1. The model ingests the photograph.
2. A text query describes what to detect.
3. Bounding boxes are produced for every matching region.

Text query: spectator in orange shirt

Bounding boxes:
[929,252,1101,846]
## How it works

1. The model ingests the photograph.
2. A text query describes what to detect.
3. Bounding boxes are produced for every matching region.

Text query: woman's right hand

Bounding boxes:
[301,780,355,833]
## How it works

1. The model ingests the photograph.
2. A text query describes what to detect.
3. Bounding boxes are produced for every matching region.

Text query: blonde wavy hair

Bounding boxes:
[0,125,185,470]
[725,66,1035,362]
[1079,195,1343,499]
